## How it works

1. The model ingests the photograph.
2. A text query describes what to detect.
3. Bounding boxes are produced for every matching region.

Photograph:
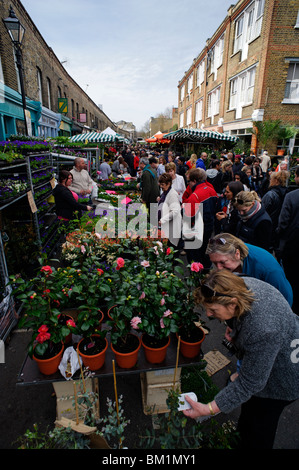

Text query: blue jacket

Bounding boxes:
[196,158,206,170]
[242,243,293,306]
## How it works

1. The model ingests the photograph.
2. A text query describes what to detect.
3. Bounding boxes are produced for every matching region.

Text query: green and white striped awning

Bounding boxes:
[70,131,130,144]
[163,128,238,143]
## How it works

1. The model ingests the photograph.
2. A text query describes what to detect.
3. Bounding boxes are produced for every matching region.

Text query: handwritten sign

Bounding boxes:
[204,350,231,376]
[27,191,37,213]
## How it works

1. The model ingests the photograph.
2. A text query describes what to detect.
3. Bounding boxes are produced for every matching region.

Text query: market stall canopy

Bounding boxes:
[146,131,171,144]
[163,128,238,143]
[70,131,130,144]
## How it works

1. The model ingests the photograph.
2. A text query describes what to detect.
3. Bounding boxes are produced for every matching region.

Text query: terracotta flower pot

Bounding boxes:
[110,334,141,369]
[107,305,117,321]
[77,334,108,371]
[177,328,205,359]
[33,342,64,376]
[141,335,170,364]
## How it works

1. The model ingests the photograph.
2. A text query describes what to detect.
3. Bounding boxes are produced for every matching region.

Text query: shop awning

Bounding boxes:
[70,131,130,144]
[163,128,238,143]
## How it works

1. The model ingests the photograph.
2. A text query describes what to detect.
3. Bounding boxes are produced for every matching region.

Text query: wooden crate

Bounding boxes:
[140,372,181,415]
[52,378,99,421]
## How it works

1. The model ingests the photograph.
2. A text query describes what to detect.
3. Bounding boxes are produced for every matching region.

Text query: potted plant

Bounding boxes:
[175,262,206,358]
[106,257,142,368]
[12,265,77,374]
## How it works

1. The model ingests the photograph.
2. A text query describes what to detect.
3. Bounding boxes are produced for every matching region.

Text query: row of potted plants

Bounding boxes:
[11,237,206,375]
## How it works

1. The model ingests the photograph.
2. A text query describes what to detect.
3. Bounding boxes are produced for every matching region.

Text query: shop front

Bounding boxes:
[38,106,61,139]
[0,82,41,139]
[59,115,72,137]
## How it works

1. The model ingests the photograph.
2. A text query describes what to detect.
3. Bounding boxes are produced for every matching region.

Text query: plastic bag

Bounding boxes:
[59,346,82,380]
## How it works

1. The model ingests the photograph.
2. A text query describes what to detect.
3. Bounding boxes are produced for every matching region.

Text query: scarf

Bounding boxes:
[240,200,261,222]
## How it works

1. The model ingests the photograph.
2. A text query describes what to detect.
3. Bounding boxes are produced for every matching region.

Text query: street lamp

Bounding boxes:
[3,6,28,136]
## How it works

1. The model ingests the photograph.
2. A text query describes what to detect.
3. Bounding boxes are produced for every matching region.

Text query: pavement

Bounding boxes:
[0,311,298,450]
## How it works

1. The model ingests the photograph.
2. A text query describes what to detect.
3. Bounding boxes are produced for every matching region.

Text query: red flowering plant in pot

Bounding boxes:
[174,262,207,356]
[11,265,77,365]
[106,257,142,361]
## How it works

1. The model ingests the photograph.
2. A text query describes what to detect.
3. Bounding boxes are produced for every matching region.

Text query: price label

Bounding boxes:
[27,191,37,213]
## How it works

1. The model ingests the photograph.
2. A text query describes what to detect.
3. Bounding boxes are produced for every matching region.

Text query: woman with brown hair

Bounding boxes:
[234,190,272,251]
[183,269,299,449]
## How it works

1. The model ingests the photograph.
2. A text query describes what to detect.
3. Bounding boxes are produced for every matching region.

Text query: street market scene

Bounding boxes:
[0,0,299,453]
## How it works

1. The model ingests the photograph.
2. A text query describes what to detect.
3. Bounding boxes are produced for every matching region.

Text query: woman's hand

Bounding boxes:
[216,211,227,221]
[183,397,219,419]
[225,326,233,341]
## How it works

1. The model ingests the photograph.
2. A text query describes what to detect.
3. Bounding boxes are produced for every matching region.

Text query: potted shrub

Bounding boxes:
[12,265,77,374]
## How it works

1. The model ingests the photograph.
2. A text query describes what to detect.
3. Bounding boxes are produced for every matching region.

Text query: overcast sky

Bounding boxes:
[20,0,234,131]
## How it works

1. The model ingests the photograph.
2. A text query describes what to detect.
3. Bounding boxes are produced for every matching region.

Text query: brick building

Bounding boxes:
[177,0,299,154]
[0,0,117,139]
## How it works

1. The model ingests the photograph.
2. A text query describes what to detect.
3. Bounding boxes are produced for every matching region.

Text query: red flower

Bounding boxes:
[40,266,53,276]
[166,247,171,255]
[115,257,125,270]
[66,319,76,328]
[36,325,51,343]
[97,268,104,275]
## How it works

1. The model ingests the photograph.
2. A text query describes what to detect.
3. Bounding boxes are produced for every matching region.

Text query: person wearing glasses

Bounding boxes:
[205,233,293,307]
[183,269,299,449]
[233,190,272,251]
[52,170,93,222]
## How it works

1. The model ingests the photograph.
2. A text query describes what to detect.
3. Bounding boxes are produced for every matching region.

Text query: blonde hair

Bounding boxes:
[165,162,176,173]
[221,160,233,172]
[206,233,249,260]
[233,190,261,207]
[269,170,289,187]
[194,269,255,318]
[190,154,197,163]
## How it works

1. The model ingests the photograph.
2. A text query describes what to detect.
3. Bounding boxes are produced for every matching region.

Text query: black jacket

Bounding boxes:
[236,205,272,251]
[52,184,90,220]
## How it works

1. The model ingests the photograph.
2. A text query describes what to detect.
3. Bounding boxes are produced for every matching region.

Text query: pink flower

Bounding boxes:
[81,245,86,254]
[160,297,165,306]
[160,318,165,329]
[95,232,101,239]
[139,291,146,299]
[166,247,171,255]
[163,309,172,317]
[115,257,125,270]
[131,316,142,330]
[66,319,76,328]
[190,262,204,272]
[141,260,150,267]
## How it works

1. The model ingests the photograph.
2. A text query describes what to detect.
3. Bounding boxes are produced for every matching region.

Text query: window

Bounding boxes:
[179,112,184,128]
[229,65,257,118]
[233,0,265,60]
[196,60,205,90]
[47,78,51,110]
[295,10,299,29]
[207,86,221,124]
[283,61,299,103]
[195,99,203,123]
[0,56,5,84]
[180,83,185,101]
[186,106,192,126]
[37,68,42,104]
[212,34,224,80]
[187,75,193,95]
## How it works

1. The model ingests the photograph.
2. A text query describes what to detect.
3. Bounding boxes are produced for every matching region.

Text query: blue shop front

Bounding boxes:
[0,82,41,140]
